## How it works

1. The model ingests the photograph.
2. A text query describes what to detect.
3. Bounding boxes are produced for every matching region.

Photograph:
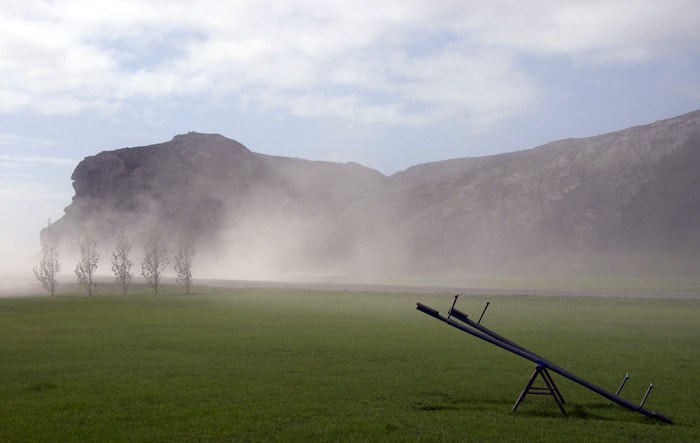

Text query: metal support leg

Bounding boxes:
[512,365,566,415]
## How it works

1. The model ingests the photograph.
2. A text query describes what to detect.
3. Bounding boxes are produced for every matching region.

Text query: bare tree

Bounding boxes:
[110,229,133,295]
[141,223,168,294]
[33,219,61,296]
[75,228,100,296]
[173,223,196,294]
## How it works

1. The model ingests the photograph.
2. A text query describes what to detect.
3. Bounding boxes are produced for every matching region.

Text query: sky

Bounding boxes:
[1,0,700,272]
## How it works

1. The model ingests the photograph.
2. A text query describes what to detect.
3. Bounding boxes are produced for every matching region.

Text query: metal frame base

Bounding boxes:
[512,365,566,415]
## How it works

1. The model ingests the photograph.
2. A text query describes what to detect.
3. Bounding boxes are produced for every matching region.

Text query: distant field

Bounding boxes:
[0,284,698,441]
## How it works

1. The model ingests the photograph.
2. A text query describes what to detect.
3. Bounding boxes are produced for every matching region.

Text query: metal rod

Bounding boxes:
[416,302,673,424]
[477,301,490,324]
[447,295,460,320]
[616,374,629,395]
[640,384,654,408]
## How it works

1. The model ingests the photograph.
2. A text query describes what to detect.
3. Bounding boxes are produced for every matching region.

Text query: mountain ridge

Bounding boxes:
[50,110,700,279]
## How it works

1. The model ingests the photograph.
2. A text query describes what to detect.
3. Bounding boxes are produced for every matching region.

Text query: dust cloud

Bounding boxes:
[9,186,413,297]
[0,272,42,297]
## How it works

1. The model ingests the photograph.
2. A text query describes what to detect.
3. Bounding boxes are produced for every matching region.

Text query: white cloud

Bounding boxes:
[0,0,697,126]
[453,0,700,62]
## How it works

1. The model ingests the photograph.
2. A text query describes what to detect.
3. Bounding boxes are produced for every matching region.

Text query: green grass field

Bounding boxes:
[1,284,698,441]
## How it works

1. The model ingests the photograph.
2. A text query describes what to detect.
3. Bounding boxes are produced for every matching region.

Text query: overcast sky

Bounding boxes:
[1,0,700,271]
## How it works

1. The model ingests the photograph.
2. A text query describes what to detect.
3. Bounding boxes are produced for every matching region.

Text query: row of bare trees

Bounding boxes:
[33,221,196,296]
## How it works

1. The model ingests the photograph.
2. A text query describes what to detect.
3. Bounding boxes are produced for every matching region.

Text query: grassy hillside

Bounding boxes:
[1,285,698,441]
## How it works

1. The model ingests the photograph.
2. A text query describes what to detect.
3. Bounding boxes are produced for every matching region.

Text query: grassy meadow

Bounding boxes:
[0,284,698,441]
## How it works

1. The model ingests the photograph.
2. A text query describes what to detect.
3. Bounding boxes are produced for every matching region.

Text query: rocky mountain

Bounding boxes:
[386,110,700,275]
[50,110,700,279]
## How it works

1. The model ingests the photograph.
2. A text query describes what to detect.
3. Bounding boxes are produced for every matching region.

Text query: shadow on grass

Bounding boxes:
[516,401,674,426]
[413,391,672,427]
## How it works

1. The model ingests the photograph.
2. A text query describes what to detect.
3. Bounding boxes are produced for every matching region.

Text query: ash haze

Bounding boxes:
[1,1,700,277]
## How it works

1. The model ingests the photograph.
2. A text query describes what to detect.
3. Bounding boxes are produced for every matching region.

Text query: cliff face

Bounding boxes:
[52,111,700,279]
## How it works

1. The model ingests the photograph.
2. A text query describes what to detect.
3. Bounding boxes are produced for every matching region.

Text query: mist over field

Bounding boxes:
[0,273,40,297]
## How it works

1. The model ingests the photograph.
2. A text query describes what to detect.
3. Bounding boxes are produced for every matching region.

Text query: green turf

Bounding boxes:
[0,285,698,441]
